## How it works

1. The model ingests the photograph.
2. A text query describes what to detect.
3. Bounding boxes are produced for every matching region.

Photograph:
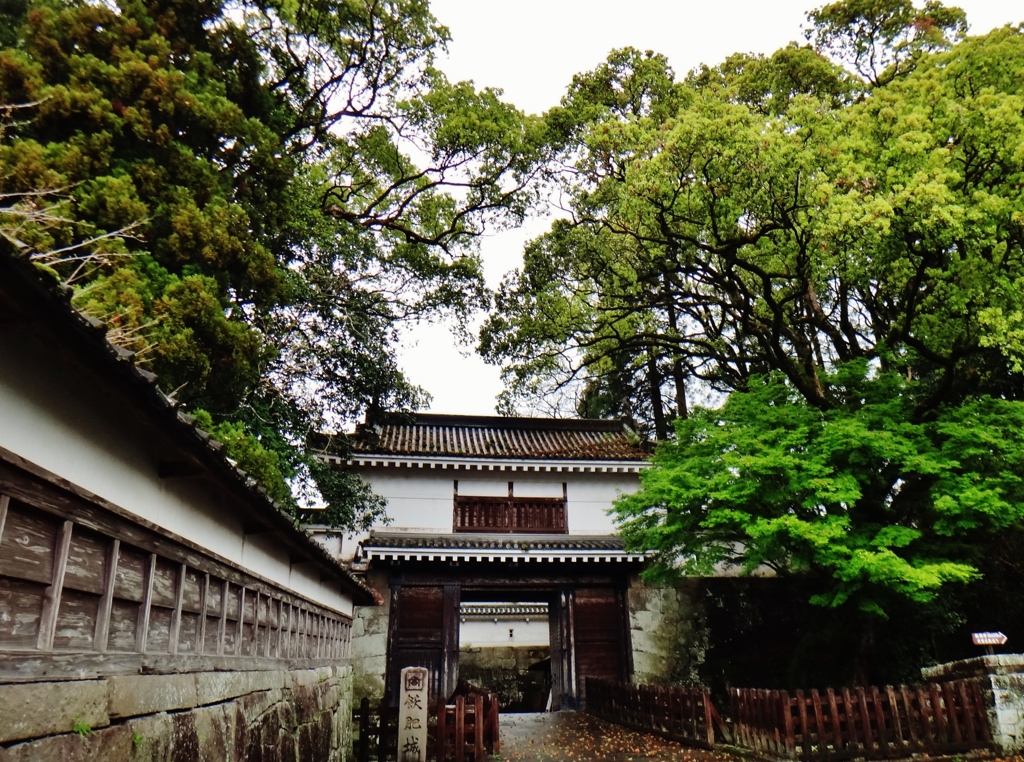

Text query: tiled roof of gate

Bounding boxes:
[350,414,647,461]
[358,531,648,564]
[363,531,627,551]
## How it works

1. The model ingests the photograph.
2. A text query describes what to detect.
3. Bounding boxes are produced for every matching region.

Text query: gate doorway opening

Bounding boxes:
[458,598,551,712]
[384,570,632,711]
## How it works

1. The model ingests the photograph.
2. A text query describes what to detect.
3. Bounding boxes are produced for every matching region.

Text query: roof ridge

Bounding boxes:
[377,413,631,433]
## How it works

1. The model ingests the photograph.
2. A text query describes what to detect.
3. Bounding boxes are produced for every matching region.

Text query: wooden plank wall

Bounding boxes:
[585,677,718,749]
[730,681,992,760]
[0,485,353,680]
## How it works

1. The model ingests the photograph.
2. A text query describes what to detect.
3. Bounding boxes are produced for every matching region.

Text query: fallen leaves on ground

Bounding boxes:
[498,712,744,761]
[498,714,1024,762]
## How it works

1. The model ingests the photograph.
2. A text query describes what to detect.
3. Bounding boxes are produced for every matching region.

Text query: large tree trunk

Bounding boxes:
[647,352,668,440]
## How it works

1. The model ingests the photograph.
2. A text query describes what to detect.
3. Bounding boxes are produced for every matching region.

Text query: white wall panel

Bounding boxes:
[0,331,353,614]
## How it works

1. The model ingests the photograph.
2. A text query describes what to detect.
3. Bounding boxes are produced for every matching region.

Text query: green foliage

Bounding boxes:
[191,410,295,508]
[615,367,1024,615]
[483,1,1024,432]
[1,0,541,529]
[807,0,967,85]
[72,720,92,736]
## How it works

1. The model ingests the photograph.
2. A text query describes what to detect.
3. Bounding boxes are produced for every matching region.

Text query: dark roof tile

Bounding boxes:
[352,414,647,461]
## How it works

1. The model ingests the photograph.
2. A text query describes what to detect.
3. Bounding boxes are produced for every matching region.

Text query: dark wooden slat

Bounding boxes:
[37,520,73,650]
[886,685,905,755]
[970,680,992,743]
[236,587,246,656]
[781,690,795,757]
[811,689,827,757]
[216,580,229,656]
[197,572,209,656]
[136,552,156,653]
[827,688,843,755]
[869,687,889,757]
[265,597,274,659]
[954,680,970,741]
[917,685,935,752]
[474,693,484,759]
[169,562,186,655]
[285,603,293,659]
[942,684,958,745]
[454,695,465,762]
[930,682,947,746]
[943,682,962,746]
[842,688,859,753]
[796,689,811,760]
[703,688,715,748]
[900,685,920,752]
[0,493,9,544]
[93,538,120,652]
[857,688,874,754]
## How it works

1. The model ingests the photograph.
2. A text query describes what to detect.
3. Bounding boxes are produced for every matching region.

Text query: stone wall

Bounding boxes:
[923,654,1024,753]
[459,646,550,712]
[627,577,706,686]
[350,569,391,703]
[0,666,353,761]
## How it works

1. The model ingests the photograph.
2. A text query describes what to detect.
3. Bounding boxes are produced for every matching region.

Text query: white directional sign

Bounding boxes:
[398,667,429,762]
[972,632,1008,646]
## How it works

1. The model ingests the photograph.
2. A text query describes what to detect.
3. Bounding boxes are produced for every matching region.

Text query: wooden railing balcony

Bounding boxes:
[453,496,567,534]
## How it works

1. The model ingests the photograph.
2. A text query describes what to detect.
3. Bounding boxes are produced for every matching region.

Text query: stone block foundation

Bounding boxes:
[0,665,353,762]
[923,654,1024,753]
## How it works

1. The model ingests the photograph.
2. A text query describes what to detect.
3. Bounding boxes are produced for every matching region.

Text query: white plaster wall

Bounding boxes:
[337,465,641,561]
[460,617,549,648]
[0,330,353,615]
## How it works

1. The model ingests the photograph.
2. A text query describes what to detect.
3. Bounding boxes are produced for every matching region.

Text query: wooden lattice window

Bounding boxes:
[453,495,567,533]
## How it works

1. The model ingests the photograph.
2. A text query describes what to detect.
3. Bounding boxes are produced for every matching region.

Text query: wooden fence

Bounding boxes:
[436,693,500,762]
[352,693,499,762]
[586,678,992,761]
[585,677,722,749]
[730,680,992,760]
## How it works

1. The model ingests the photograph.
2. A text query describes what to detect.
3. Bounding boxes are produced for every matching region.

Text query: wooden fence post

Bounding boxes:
[454,695,465,762]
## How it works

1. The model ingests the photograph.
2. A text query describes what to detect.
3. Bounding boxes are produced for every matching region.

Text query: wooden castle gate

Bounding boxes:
[383,565,632,709]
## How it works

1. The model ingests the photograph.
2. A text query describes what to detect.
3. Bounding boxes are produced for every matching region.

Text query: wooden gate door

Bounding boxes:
[549,587,575,710]
[386,583,460,705]
[549,585,629,709]
[572,587,629,706]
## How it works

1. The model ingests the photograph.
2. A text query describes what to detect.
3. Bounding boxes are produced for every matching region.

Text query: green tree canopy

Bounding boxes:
[1,0,543,528]
[481,0,1024,649]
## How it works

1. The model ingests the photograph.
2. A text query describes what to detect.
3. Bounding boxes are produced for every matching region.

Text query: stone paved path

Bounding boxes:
[498,712,742,762]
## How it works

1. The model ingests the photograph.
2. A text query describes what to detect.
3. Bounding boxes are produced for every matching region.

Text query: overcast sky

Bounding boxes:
[397,0,1024,417]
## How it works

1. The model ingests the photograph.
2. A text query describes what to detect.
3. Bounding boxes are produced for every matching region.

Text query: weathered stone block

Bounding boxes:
[297,711,332,762]
[125,711,174,761]
[194,670,284,707]
[289,668,320,688]
[0,723,133,762]
[189,704,234,762]
[170,713,201,762]
[108,674,198,718]
[0,666,355,762]
[0,680,110,743]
